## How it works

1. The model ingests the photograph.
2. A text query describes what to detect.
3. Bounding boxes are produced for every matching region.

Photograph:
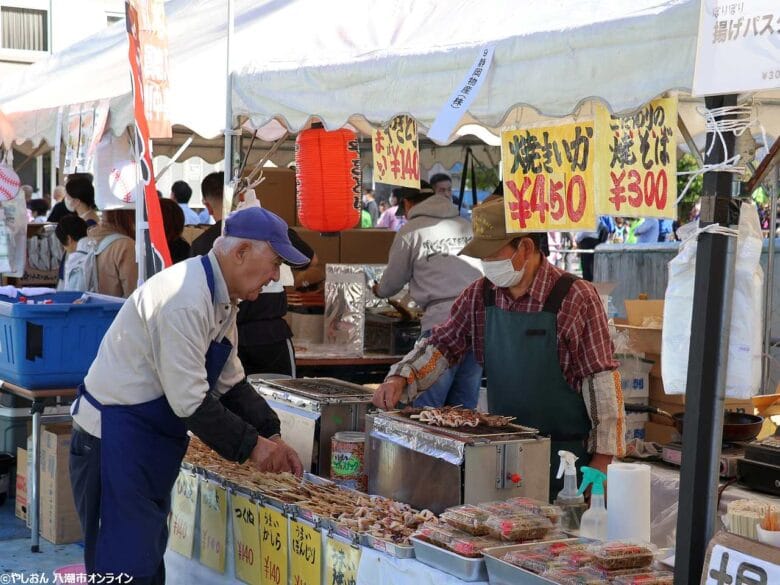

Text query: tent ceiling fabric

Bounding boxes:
[1,0,778,155]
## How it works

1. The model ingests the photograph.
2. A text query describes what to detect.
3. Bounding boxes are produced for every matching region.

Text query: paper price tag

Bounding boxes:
[325,536,360,585]
[168,472,198,558]
[595,97,677,218]
[260,506,288,585]
[199,481,227,574]
[502,122,597,232]
[372,115,420,188]
[291,520,321,585]
[232,494,262,585]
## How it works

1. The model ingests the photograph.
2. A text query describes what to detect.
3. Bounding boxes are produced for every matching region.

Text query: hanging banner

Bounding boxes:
[260,506,288,585]
[693,0,780,96]
[290,520,321,585]
[502,122,597,232]
[199,481,227,574]
[125,1,172,271]
[372,115,420,188]
[595,98,677,219]
[63,105,81,175]
[325,536,360,585]
[428,45,496,144]
[232,494,262,585]
[168,472,198,558]
[135,0,172,138]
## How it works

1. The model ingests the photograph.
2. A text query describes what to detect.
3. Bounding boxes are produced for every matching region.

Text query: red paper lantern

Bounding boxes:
[295,127,361,233]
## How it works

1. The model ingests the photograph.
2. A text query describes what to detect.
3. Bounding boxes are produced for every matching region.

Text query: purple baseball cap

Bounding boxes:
[223,207,308,266]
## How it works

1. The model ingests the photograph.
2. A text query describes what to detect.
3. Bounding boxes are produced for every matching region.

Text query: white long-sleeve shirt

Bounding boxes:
[72,252,245,437]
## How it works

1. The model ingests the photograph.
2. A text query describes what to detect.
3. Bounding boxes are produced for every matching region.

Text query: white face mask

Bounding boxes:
[482,250,526,288]
[64,195,76,212]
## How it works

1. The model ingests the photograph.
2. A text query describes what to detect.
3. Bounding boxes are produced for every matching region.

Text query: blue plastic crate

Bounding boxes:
[0,292,124,389]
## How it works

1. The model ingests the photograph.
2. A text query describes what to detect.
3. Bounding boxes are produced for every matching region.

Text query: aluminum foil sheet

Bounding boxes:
[370,414,465,465]
[363,264,389,309]
[324,264,367,356]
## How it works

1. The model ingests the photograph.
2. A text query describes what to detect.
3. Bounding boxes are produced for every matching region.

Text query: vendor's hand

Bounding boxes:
[372,376,406,410]
[249,436,303,477]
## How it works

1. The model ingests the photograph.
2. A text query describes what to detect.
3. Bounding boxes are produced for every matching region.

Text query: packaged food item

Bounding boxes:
[440,505,491,535]
[611,572,674,585]
[477,500,522,516]
[541,567,605,585]
[504,551,561,574]
[506,496,563,524]
[485,513,553,541]
[415,523,466,548]
[448,534,503,558]
[558,550,595,568]
[591,542,655,571]
[534,538,592,558]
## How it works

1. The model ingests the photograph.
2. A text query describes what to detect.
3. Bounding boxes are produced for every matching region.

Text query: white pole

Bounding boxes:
[222,0,235,232]
[35,155,43,196]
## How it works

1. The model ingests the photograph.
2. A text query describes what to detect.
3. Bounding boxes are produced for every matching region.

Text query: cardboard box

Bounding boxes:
[645,352,661,378]
[291,227,341,264]
[644,421,681,444]
[182,225,209,244]
[617,355,653,399]
[339,229,396,264]
[649,374,754,413]
[254,168,297,226]
[15,447,27,522]
[625,412,648,442]
[39,425,82,544]
[614,300,663,355]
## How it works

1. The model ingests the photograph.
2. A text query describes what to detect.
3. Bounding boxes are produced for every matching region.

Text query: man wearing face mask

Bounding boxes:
[372,200,625,494]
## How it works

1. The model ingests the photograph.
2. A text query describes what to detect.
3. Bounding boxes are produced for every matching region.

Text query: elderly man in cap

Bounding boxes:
[373,200,625,495]
[70,206,305,584]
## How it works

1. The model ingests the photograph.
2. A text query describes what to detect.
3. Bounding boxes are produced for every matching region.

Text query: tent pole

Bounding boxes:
[222,0,235,230]
[764,166,779,394]
[673,94,739,585]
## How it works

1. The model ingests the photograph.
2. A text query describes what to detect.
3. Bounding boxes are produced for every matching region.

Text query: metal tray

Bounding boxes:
[409,536,488,582]
[259,377,374,400]
[483,540,585,585]
[362,534,416,559]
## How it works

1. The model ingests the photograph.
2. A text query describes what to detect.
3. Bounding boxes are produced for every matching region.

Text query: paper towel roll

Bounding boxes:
[607,462,651,542]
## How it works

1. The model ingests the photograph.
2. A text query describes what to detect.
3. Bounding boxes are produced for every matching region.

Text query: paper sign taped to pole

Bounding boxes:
[199,481,227,574]
[372,115,420,188]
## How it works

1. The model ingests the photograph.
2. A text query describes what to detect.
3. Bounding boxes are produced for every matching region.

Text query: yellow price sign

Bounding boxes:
[169,472,198,558]
[232,493,262,585]
[372,115,420,188]
[290,520,321,585]
[260,506,288,585]
[502,122,597,232]
[595,97,677,219]
[325,536,360,585]
[199,481,227,574]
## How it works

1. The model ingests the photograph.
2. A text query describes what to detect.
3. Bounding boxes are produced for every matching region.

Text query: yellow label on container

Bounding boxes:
[199,481,227,573]
[168,472,198,558]
[325,536,360,585]
[260,506,288,585]
[232,494,261,585]
[290,520,321,585]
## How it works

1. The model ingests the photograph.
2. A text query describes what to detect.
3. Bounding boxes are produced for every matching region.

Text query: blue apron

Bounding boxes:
[73,255,232,578]
[482,274,592,500]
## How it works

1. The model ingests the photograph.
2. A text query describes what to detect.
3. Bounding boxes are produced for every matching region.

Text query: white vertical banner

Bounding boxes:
[427,45,495,144]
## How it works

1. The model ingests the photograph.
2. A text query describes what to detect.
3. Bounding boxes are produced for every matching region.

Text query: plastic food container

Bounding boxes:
[611,572,674,585]
[506,497,563,524]
[558,550,595,568]
[485,514,553,542]
[448,535,503,558]
[414,523,466,548]
[591,542,655,571]
[502,550,560,574]
[477,500,522,516]
[541,567,606,585]
[440,505,491,535]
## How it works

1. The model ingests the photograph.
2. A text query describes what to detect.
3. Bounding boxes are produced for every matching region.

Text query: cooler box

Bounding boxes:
[0,292,124,389]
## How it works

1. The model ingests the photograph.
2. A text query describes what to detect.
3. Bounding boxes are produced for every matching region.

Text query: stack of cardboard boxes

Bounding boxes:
[614,299,753,446]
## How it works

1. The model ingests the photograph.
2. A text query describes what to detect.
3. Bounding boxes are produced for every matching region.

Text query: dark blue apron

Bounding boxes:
[482,274,592,500]
[72,255,232,578]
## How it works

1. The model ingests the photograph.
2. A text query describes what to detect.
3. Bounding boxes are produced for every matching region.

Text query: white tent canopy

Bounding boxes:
[0,0,778,155]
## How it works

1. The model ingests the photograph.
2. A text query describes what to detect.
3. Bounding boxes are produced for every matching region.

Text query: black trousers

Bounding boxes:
[238,338,296,377]
[69,428,166,585]
[578,237,601,282]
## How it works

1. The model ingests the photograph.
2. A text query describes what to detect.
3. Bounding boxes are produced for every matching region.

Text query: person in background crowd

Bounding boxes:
[65,174,100,228]
[90,209,137,298]
[158,198,191,264]
[28,199,49,223]
[375,182,483,408]
[633,217,660,244]
[430,172,470,219]
[574,217,612,282]
[20,185,34,222]
[378,200,389,215]
[658,218,674,242]
[373,200,624,496]
[47,185,71,223]
[363,188,379,226]
[69,207,304,583]
[55,215,90,291]
[376,192,406,231]
[171,180,201,225]
[612,218,627,243]
[360,206,373,228]
[191,172,324,376]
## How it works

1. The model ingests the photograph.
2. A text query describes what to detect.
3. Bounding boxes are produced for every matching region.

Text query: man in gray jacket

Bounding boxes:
[374,183,483,408]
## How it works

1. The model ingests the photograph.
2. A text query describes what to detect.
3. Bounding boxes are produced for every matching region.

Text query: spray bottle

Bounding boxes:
[578,466,608,540]
[554,450,587,530]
